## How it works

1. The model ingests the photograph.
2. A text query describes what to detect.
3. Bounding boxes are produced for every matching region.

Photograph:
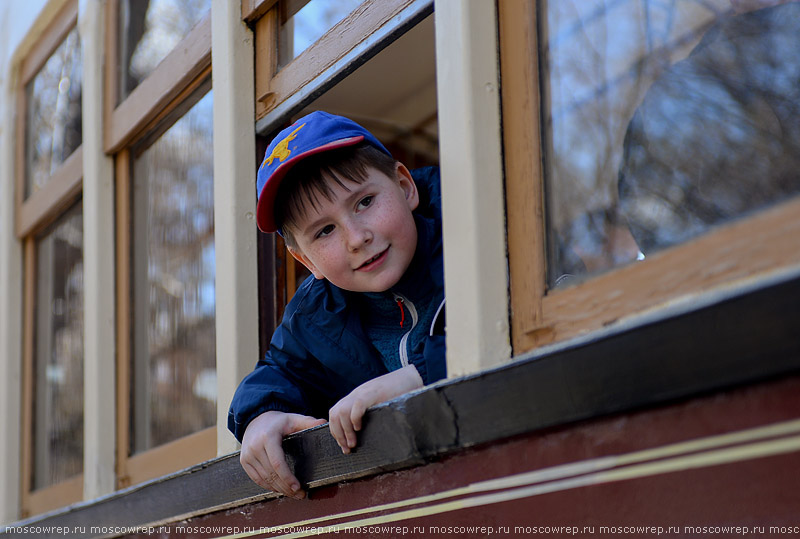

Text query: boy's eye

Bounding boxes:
[358,195,374,209]
[316,224,335,239]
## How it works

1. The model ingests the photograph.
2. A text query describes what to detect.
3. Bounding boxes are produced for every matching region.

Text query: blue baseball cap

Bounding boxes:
[256,111,392,233]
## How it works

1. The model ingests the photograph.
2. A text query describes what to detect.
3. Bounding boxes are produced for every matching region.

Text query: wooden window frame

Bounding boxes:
[498,0,800,355]
[114,131,216,489]
[241,0,279,23]
[105,1,215,489]
[16,0,84,517]
[250,0,418,121]
[103,2,212,154]
[21,237,86,518]
[15,0,83,238]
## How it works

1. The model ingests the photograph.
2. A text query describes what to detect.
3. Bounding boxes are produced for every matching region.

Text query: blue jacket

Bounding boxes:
[228,167,446,442]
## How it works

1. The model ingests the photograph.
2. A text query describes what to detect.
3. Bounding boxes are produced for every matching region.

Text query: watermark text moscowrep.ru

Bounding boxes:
[4,524,800,536]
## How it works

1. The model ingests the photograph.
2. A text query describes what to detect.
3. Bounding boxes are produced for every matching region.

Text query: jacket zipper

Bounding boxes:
[393,293,418,367]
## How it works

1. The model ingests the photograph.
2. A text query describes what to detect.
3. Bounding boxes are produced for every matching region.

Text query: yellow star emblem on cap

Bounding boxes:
[265,123,306,167]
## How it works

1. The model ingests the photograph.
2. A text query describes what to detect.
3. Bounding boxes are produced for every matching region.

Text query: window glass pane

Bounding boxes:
[130,90,215,453]
[25,26,82,198]
[117,0,210,102]
[279,0,363,67]
[33,202,84,490]
[541,0,800,288]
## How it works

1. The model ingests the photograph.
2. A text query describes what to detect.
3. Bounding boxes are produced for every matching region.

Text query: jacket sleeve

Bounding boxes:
[409,300,447,385]
[419,333,447,384]
[227,316,337,442]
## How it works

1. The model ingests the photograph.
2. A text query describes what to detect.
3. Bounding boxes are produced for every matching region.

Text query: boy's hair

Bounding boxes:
[275,143,398,247]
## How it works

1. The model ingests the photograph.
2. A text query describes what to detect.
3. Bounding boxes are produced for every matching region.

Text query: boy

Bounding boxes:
[228,111,446,499]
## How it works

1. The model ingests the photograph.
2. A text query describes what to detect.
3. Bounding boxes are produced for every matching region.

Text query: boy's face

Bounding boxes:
[287,164,420,293]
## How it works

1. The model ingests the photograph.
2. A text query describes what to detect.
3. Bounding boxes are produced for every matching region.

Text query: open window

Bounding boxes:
[243,0,436,331]
[500,0,800,354]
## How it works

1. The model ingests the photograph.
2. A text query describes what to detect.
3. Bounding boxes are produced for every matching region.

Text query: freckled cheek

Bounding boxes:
[379,208,406,236]
[394,213,417,249]
[313,250,331,268]
[314,246,347,274]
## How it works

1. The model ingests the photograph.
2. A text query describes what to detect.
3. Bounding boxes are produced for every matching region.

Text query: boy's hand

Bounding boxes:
[329,365,423,454]
[240,410,326,498]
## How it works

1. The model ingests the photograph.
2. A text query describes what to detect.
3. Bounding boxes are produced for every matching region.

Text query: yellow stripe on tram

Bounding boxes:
[217,418,800,539]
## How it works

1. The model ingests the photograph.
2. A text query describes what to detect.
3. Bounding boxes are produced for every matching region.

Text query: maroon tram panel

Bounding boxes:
[124,375,800,539]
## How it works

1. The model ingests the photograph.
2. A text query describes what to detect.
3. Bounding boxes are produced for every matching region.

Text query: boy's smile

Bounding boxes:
[288,164,419,293]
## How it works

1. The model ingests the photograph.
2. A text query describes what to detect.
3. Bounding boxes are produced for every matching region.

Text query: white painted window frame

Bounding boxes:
[434,0,511,376]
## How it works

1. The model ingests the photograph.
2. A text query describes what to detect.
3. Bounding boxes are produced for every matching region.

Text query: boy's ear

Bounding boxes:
[395,163,419,211]
[287,246,325,280]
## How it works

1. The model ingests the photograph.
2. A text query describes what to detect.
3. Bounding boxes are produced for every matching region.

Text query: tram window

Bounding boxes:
[541,0,800,287]
[267,15,438,318]
[502,0,800,353]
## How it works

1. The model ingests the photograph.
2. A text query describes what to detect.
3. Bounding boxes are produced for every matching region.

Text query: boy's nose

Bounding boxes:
[345,224,372,252]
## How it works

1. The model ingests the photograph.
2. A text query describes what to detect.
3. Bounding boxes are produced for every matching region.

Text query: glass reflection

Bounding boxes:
[33,203,84,490]
[131,90,215,453]
[541,0,800,287]
[25,26,82,198]
[117,0,210,102]
[279,0,363,67]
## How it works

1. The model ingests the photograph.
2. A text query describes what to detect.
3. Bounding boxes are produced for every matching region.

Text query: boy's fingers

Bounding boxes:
[265,437,304,498]
[244,451,290,495]
[241,445,270,487]
[329,414,350,454]
[337,411,357,450]
[239,411,317,499]
[343,423,357,450]
[350,400,367,432]
[248,448,283,492]
[289,415,326,433]
[241,460,267,489]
